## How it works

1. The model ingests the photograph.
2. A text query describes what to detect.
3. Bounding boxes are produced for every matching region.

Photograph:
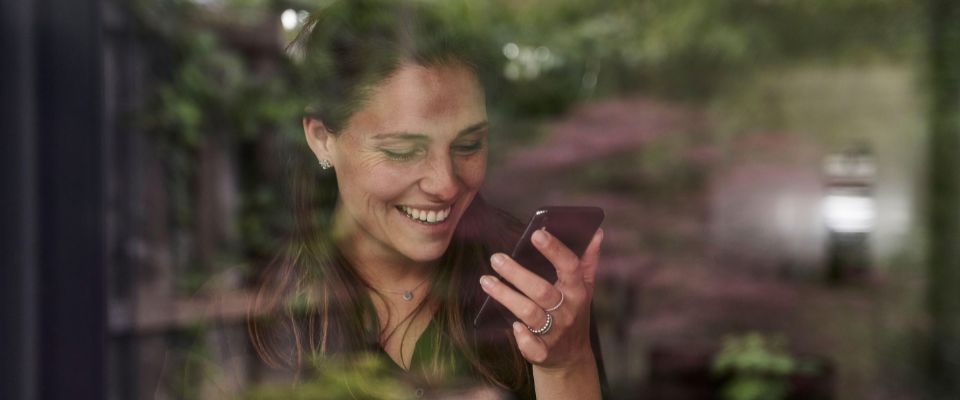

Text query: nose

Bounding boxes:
[419,152,460,201]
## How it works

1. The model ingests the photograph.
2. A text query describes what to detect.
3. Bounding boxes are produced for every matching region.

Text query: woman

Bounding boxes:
[248,2,606,398]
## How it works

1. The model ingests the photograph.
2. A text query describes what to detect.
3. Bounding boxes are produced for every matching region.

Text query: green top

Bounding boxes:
[243,314,605,399]
[378,319,521,399]
[377,316,608,400]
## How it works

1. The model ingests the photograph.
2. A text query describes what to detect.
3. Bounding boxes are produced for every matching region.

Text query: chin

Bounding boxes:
[403,240,452,263]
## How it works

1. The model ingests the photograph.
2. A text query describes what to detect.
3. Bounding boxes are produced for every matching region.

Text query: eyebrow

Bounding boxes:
[371,121,488,141]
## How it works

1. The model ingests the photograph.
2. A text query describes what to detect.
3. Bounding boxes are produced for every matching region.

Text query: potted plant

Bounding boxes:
[711,332,832,400]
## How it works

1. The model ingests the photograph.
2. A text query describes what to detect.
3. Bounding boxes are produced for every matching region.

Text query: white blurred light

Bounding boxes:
[519,47,533,63]
[523,63,540,80]
[281,9,299,31]
[504,63,521,81]
[823,154,876,178]
[534,46,551,62]
[297,10,309,24]
[823,194,875,233]
[503,43,520,59]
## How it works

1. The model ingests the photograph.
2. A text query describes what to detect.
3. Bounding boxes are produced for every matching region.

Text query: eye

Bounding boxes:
[382,147,424,161]
[452,140,484,154]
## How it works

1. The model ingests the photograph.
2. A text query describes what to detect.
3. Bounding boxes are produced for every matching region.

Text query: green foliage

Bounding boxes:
[245,353,413,400]
[712,332,816,400]
[485,0,921,98]
[714,333,797,376]
[169,323,214,400]
[134,0,304,293]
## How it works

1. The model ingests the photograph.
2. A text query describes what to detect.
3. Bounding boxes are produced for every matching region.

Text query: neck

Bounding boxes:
[330,202,435,291]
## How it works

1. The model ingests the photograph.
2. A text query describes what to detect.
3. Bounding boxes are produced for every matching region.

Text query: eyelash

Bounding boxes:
[453,140,483,153]
[381,141,484,161]
[382,149,422,161]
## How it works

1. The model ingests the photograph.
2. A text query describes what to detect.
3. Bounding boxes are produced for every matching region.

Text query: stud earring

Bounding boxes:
[319,159,332,170]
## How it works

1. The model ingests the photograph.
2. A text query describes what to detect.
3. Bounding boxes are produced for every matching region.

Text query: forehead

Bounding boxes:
[343,63,486,140]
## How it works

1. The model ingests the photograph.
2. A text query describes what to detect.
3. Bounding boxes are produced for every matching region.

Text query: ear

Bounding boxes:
[303,117,336,165]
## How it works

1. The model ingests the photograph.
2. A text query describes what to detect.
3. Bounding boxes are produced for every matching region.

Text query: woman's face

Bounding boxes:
[305,63,488,265]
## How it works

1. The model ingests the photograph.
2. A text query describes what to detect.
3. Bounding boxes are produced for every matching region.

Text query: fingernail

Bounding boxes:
[480,275,495,288]
[532,229,548,247]
[513,321,525,333]
[491,253,505,269]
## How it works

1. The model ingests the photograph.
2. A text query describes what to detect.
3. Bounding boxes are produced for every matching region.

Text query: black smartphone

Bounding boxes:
[473,206,605,331]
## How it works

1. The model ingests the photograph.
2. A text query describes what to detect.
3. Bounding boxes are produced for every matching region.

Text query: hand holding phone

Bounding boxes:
[474,206,604,331]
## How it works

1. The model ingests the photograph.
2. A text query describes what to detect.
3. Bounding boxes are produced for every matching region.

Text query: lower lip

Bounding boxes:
[396,206,454,233]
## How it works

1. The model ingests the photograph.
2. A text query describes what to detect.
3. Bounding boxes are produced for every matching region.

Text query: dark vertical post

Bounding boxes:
[37,0,106,398]
[2,0,106,398]
[928,0,960,397]
[0,0,38,399]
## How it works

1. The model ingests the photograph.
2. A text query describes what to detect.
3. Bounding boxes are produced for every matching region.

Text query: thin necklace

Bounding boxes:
[373,276,431,301]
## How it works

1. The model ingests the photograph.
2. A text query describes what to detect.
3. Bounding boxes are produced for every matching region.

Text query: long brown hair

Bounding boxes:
[247,0,530,393]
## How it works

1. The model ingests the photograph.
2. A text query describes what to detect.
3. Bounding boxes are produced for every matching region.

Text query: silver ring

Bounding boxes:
[528,311,554,336]
[545,290,564,312]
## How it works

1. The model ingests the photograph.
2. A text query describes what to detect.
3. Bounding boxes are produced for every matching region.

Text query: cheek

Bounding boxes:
[458,153,487,189]
[337,155,413,207]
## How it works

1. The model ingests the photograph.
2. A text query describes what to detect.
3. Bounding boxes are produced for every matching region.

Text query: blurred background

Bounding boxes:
[4,0,960,399]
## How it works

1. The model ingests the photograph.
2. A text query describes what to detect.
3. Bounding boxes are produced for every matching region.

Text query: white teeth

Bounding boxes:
[399,205,452,224]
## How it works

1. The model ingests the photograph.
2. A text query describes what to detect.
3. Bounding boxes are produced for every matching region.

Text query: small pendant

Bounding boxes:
[402,291,413,301]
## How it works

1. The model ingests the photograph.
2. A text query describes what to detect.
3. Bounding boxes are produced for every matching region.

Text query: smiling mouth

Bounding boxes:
[396,205,453,225]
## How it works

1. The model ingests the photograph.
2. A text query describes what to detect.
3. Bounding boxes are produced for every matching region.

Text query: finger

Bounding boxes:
[480,275,550,328]
[580,228,604,286]
[490,253,563,310]
[531,228,581,286]
[512,321,549,364]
